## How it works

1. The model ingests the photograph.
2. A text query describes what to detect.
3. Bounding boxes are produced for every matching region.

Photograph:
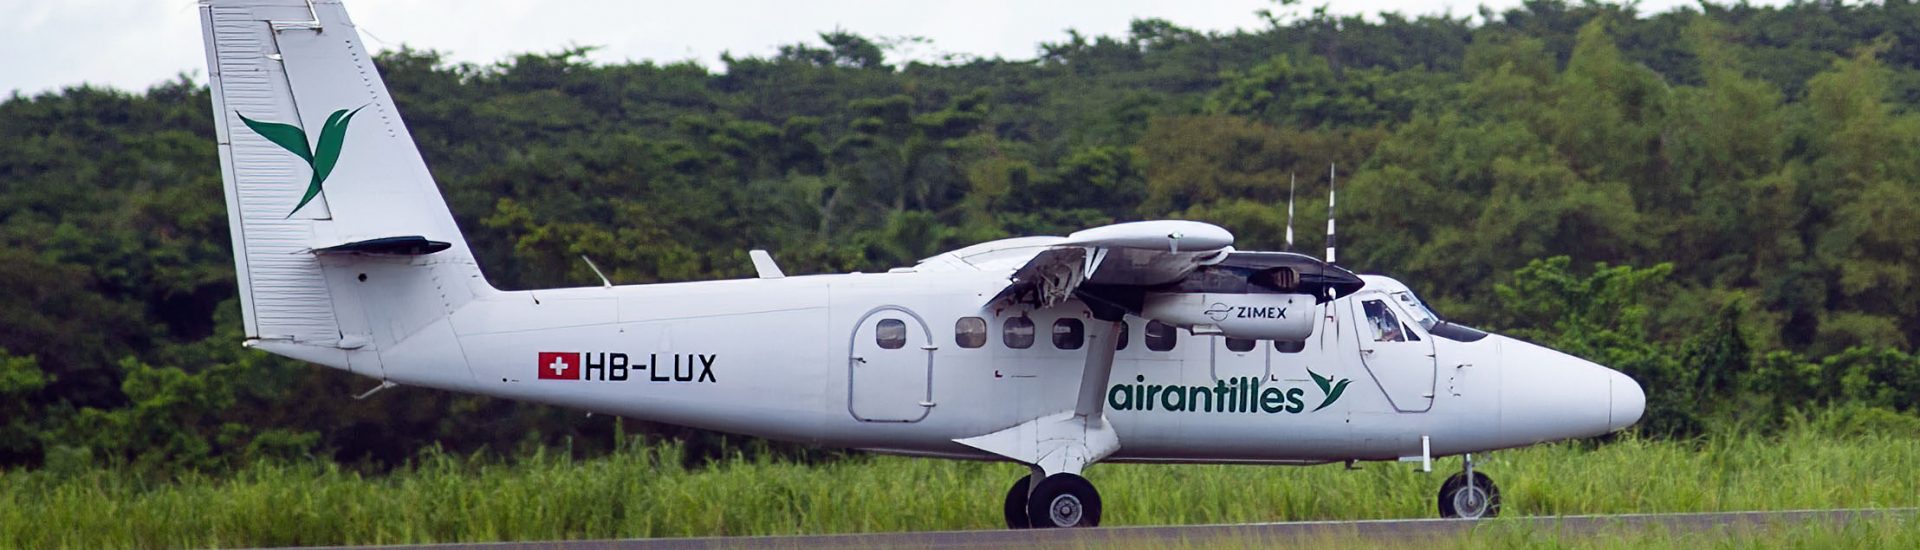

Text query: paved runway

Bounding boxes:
[310,508,1916,549]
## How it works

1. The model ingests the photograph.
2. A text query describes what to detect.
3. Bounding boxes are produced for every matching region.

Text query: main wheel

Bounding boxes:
[1025,473,1101,528]
[1437,471,1500,519]
[1003,476,1033,529]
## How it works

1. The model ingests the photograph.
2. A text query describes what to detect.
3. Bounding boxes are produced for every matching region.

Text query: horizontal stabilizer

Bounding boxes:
[313,236,451,256]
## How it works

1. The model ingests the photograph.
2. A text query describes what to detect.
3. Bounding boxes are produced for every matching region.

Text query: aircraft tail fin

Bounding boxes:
[200,0,489,379]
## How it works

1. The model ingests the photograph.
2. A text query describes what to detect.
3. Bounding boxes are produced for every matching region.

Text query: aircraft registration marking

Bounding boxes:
[536,352,717,382]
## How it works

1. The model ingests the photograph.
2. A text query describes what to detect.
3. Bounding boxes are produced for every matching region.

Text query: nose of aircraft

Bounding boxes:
[1608,368,1645,432]
[1497,337,1643,443]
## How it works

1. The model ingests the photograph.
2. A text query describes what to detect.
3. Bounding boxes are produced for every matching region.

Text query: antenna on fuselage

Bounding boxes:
[1285,172,1296,251]
[581,255,613,288]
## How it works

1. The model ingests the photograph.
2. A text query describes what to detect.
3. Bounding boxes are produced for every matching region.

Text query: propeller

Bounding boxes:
[1321,163,1341,350]
[1325,163,1337,264]
[1285,172,1296,251]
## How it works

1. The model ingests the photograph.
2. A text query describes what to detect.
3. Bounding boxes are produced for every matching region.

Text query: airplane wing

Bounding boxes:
[972,220,1235,308]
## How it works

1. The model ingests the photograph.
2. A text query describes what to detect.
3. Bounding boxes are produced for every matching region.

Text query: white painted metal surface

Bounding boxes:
[196,0,1648,525]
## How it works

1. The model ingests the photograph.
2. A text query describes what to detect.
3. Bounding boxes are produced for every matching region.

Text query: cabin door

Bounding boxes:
[848,306,935,422]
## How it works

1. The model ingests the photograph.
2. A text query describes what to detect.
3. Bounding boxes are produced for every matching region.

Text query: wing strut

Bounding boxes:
[1073,320,1121,421]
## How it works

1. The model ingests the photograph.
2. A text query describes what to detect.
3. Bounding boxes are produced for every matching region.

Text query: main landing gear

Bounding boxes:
[1436,453,1500,519]
[968,318,1124,530]
[1004,471,1103,528]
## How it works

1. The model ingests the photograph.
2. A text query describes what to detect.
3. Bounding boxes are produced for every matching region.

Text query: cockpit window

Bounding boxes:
[1362,299,1406,342]
[1392,291,1440,331]
[1428,322,1490,342]
[1389,290,1491,342]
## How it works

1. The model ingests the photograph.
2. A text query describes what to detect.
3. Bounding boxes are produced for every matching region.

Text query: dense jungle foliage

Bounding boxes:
[6,0,1920,473]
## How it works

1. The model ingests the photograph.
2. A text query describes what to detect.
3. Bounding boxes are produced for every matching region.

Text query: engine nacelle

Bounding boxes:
[1141,292,1316,341]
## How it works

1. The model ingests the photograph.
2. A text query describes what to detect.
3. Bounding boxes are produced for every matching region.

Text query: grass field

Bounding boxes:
[3,424,1917,548]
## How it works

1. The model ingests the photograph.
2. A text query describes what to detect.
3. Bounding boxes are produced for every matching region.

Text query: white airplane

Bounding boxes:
[196,0,1644,529]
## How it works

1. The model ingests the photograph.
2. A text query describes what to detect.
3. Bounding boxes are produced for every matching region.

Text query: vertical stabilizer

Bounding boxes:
[201,0,488,379]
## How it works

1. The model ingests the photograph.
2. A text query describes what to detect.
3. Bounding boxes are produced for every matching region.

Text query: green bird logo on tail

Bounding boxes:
[1308,368,1351,412]
[237,106,365,217]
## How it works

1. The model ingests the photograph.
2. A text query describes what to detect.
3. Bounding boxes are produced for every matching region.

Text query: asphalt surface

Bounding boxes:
[298,508,1916,549]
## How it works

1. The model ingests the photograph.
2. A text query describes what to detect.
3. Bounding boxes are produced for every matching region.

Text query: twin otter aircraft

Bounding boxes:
[198,0,1644,529]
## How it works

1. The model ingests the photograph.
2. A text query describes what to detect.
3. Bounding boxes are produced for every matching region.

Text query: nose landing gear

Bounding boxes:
[1437,453,1501,519]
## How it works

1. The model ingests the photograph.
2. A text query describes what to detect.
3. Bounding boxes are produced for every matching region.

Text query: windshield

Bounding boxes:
[1392,291,1440,330]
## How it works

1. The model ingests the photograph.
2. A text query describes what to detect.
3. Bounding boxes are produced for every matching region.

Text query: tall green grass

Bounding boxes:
[3,425,1917,549]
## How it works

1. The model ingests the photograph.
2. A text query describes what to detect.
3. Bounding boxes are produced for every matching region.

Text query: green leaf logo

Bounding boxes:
[1308,367,1351,412]
[237,107,365,218]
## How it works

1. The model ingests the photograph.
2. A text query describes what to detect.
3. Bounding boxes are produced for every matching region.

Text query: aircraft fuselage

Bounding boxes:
[346,269,1631,465]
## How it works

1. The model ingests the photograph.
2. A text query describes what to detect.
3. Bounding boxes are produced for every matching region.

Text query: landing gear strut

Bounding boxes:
[1007,471,1101,528]
[1437,453,1500,519]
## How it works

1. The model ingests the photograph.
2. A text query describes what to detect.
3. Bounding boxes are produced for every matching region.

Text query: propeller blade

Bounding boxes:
[1286,173,1296,251]
[1325,163,1337,264]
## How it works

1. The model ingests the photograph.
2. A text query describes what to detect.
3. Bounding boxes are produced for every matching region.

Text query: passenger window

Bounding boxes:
[1145,320,1177,352]
[1363,300,1406,342]
[1053,319,1085,350]
[1403,323,1422,342]
[1274,340,1306,353]
[1115,321,1130,351]
[1225,337,1256,352]
[876,319,907,349]
[955,317,987,348]
[1003,316,1035,349]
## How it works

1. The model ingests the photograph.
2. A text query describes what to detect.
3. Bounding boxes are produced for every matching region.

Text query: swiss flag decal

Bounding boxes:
[538,352,581,380]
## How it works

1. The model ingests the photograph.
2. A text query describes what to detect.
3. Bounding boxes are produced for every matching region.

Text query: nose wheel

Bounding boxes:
[1437,454,1500,519]
[1004,472,1101,528]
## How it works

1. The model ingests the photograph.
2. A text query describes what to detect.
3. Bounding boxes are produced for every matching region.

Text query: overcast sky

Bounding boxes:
[3,0,1762,96]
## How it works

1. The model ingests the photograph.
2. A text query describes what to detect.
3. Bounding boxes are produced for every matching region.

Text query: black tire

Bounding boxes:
[1004,476,1033,529]
[1026,473,1101,528]
[1437,471,1501,519]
